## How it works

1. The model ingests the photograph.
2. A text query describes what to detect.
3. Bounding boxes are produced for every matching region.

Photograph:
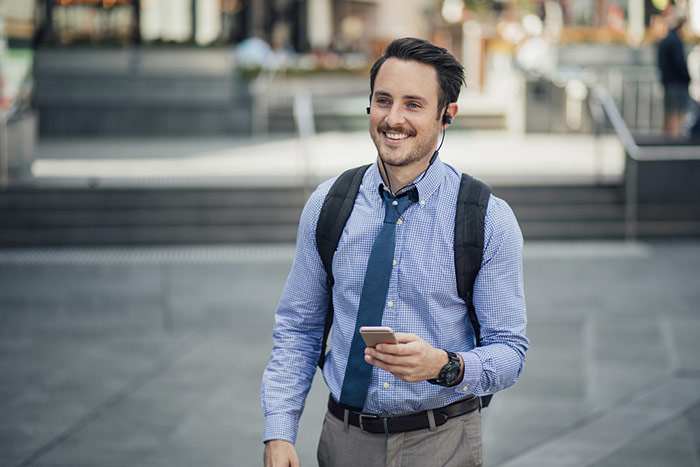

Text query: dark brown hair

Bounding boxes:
[369,37,466,115]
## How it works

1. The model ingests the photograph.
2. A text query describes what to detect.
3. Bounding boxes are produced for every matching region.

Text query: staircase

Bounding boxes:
[2,180,698,247]
[0,184,305,246]
[495,184,627,239]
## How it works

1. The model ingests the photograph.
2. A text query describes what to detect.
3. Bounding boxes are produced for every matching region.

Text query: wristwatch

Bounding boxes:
[427,351,462,387]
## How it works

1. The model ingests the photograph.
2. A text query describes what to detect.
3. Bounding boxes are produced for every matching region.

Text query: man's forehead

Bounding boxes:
[373,58,439,101]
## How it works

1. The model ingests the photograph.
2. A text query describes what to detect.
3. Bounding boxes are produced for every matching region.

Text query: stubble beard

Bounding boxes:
[371,123,438,168]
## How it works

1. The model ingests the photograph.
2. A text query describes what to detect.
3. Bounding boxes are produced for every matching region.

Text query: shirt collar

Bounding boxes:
[370,156,446,203]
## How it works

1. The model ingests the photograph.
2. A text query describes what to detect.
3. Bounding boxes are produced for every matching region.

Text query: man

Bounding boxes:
[261,37,528,467]
[658,9,691,139]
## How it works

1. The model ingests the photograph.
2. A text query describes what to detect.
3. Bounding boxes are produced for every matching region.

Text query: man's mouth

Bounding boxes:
[379,126,414,143]
[384,131,410,141]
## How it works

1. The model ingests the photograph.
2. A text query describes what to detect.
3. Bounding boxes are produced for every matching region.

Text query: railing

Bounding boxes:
[0,100,20,189]
[590,85,700,240]
[250,67,279,136]
[603,66,664,133]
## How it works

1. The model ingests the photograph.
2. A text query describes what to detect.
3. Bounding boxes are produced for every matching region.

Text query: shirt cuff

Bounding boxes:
[263,413,299,445]
[455,351,485,395]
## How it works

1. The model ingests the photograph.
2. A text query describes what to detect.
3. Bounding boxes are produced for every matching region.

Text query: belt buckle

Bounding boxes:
[359,413,385,434]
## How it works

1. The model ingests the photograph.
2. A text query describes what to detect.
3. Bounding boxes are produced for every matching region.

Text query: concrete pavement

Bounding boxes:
[30,130,625,187]
[1,240,699,466]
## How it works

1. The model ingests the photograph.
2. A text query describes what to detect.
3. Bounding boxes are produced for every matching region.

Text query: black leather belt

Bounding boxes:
[327,395,480,434]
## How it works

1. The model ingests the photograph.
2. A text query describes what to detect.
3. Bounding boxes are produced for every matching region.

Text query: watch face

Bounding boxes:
[444,360,461,386]
[439,352,461,387]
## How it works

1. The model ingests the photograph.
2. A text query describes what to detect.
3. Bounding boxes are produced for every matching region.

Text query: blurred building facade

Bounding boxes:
[20,1,699,55]
[27,0,439,54]
[1,0,699,137]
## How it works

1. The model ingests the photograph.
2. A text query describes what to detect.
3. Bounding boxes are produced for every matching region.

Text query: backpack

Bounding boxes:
[315,164,493,407]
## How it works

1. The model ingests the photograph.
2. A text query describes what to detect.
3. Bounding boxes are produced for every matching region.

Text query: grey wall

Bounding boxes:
[33,47,253,136]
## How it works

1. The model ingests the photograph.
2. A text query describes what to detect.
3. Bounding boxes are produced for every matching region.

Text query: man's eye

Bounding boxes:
[407,103,421,109]
[377,98,390,105]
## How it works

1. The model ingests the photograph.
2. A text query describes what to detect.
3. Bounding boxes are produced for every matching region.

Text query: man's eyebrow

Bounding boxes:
[403,94,427,102]
[374,91,427,102]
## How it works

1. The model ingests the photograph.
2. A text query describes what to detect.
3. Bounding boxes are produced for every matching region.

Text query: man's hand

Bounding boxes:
[364,332,460,382]
[264,440,300,467]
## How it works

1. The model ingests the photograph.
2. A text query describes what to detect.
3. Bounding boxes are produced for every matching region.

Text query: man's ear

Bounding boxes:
[442,102,458,129]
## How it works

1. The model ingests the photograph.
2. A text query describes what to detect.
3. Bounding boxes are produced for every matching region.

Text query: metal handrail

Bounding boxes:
[1,61,35,189]
[590,85,700,240]
[0,100,20,189]
[593,85,700,161]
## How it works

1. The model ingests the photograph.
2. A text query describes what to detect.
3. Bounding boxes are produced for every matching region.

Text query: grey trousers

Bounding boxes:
[317,408,483,467]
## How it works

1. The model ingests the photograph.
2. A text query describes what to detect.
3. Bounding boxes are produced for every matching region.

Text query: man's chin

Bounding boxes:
[378,153,417,168]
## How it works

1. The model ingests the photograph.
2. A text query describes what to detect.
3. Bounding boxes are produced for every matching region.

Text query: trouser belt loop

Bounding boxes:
[427,410,437,432]
[343,409,350,432]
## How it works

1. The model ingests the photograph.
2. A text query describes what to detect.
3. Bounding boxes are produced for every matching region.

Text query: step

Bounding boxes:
[493,185,624,205]
[637,204,700,221]
[636,220,700,237]
[0,225,299,246]
[520,221,626,239]
[0,207,304,228]
[1,180,697,246]
[0,187,307,210]
[511,204,624,222]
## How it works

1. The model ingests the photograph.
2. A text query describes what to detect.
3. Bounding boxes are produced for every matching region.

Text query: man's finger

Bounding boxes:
[366,347,397,365]
[367,347,419,369]
[376,337,424,355]
[394,332,420,343]
[365,353,391,370]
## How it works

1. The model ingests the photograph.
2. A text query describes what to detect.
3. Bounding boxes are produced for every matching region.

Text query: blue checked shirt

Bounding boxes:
[261,157,528,444]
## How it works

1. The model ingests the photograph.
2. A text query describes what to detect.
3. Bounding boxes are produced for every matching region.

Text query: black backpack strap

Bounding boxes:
[454,173,492,406]
[315,164,371,369]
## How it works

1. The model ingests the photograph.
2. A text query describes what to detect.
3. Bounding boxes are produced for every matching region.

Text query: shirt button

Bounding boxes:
[463,385,469,391]
[383,382,390,389]
[397,219,403,225]
[387,301,394,308]
[420,200,426,206]
[392,260,397,266]
[392,200,398,206]
[485,388,491,393]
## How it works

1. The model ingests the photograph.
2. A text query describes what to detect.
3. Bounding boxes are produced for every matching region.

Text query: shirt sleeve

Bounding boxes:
[458,195,529,396]
[260,181,333,444]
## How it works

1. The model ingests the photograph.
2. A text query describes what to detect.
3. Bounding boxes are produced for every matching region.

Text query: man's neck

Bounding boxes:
[378,157,431,194]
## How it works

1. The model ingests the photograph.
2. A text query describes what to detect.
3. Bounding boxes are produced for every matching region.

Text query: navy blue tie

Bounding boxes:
[339,187,416,411]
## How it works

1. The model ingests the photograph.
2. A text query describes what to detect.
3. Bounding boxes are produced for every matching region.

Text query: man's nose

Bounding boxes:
[385,104,406,127]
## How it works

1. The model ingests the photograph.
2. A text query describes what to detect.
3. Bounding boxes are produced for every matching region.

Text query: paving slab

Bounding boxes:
[0,334,198,464]
[0,241,698,466]
[595,416,700,467]
[500,377,700,467]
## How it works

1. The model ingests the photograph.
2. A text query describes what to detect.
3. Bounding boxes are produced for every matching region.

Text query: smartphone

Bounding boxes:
[359,326,398,347]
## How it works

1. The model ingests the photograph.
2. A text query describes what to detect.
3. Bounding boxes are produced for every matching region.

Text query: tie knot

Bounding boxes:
[381,188,415,223]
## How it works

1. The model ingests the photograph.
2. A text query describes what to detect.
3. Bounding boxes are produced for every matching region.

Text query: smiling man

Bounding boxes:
[261,37,528,467]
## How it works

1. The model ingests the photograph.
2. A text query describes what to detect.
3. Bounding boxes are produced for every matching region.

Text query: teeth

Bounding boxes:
[385,132,408,140]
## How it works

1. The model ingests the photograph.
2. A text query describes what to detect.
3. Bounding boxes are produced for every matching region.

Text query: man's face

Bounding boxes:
[369,58,445,169]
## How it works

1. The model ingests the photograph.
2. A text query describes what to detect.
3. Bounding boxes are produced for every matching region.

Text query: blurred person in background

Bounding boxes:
[686,35,700,138]
[658,8,692,138]
[261,37,528,467]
